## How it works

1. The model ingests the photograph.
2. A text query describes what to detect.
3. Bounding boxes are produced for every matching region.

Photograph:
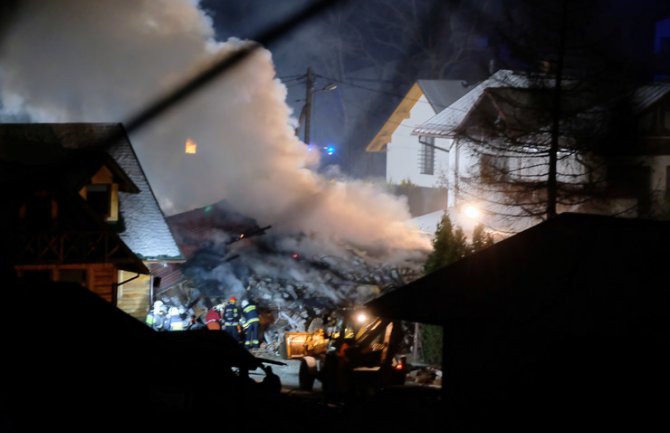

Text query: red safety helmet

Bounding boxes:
[228,296,237,303]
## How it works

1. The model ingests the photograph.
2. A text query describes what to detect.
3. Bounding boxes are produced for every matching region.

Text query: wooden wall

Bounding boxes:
[15,262,118,303]
[116,270,152,321]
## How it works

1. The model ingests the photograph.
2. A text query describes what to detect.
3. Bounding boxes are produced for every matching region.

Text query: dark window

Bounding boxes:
[662,102,670,133]
[637,110,654,134]
[419,136,435,175]
[608,164,650,198]
[666,166,670,199]
[480,154,509,182]
[86,184,111,217]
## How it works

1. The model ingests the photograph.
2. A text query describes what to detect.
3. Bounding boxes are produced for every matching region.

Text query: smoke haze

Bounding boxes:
[0,0,430,257]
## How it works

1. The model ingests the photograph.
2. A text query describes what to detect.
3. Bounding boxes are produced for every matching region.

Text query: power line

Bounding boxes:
[313,73,473,115]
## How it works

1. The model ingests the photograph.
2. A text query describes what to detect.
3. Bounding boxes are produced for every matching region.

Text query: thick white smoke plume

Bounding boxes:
[0,0,431,257]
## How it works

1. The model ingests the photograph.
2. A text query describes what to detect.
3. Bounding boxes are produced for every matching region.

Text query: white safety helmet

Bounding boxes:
[168,306,179,316]
[153,300,164,310]
[241,299,249,308]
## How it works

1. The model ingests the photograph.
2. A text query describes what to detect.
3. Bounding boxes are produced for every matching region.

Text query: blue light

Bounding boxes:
[324,145,336,156]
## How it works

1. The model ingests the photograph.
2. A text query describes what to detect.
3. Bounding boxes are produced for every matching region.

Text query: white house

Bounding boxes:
[366,80,473,235]
[414,69,670,235]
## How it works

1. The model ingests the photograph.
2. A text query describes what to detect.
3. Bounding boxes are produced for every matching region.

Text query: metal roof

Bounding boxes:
[417,79,473,113]
[413,70,550,138]
[630,82,670,114]
[414,71,670,139]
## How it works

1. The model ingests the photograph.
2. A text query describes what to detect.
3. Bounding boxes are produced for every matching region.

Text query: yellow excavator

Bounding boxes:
[281,308,408,397]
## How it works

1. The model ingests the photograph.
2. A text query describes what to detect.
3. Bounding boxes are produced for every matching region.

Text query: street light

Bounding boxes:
[462,203,481,220]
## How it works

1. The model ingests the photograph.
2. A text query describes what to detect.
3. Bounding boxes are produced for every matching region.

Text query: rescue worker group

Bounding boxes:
[145,296,261,350]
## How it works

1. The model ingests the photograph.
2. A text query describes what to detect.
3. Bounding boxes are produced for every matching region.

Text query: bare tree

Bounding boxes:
[454,0,652,229]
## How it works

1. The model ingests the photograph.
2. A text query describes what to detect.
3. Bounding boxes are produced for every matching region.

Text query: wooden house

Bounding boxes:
[0,123,183,320]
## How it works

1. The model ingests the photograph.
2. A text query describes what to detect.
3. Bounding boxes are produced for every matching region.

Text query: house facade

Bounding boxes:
[366,80,473,234]
[414,69,670,235]
[0,123,183,320]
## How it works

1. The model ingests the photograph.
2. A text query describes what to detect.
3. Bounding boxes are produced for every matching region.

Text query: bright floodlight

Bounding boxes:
[463,204,481,220]
[356,312,368,324]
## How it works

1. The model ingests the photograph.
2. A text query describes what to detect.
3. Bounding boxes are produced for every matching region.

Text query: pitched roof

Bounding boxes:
[105,127,183,261]
[415,71,670,140]
[413,70,548,138]
[0,123,182,261]
[417,79,473,113]
[630,82,670,114]
[366,80,472,152]
[366,212,670,325]
[366,83,423,152]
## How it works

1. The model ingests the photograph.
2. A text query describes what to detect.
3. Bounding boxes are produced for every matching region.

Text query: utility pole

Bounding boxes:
[301,66,314,145]
[547,0,567,218]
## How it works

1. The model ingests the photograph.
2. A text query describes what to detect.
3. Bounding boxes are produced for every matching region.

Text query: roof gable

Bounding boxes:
[413,70,553,138]
[366,80,474,152]
[366,83,423,152]
[417,79,473,113]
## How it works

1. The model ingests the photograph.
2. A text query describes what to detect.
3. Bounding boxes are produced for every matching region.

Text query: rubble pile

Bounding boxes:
[159,201,427,351]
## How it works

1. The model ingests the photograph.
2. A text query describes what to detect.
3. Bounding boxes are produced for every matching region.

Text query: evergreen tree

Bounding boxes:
[419,213,491,365]
[423,212,469,274]
[471,223,495,253]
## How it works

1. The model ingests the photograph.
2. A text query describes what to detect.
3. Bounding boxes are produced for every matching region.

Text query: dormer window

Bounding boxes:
[80,165,120,222]
[85,184,112,218]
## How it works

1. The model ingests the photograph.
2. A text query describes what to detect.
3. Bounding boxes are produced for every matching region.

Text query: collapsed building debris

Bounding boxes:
[155,201,427,354]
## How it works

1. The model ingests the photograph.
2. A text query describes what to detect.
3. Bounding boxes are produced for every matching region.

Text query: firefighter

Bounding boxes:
[222,296,242,343]
[204,304,223,330]
[240,299,260,349]
[145,300,166,331]
[165,306,185,331]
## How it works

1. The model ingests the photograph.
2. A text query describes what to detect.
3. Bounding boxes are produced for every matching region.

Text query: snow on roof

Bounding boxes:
[408,209,446,237]
[413,70,541,138]
[105,126,183,261]
[417,79,473,113]
[415,70,670,139]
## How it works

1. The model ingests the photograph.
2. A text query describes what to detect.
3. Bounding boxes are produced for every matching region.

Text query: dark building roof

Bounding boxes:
[417,79,473,113]
[367,212,670,325]
[0,123,182,261]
